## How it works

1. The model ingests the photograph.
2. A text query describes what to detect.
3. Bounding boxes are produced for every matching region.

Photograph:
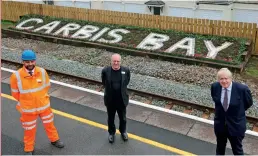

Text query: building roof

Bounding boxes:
[197,1,234,5]
[144,0,165,6]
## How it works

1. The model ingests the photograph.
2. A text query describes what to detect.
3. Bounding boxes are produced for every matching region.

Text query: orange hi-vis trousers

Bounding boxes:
[20,108,59,152]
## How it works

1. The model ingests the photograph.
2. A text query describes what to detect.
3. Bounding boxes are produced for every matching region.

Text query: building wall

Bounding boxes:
[10,0,258,24]
[164,1,258,23]
[54,0,91,9]
[232,3,258,23]
[124,2,148,14]
[11,0,44,4]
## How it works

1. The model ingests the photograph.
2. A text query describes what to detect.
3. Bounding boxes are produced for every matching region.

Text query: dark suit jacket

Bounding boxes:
[211,81,253,136]
[101,66,131,107]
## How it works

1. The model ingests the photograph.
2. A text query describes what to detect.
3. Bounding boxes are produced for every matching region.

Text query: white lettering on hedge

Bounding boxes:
[205,40,233,59]
[16,18,43,30]
[98,29,130,43]
[137,33,169,50]
[165,37,195,56]
[90,27,110,41]
[16,18,236,60]
[33,21,61,34]
[71,25,99,39]
[53,23,81,37]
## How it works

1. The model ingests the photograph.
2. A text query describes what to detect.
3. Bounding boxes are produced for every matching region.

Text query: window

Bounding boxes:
[153,7,160,15]
[145,0,165,16]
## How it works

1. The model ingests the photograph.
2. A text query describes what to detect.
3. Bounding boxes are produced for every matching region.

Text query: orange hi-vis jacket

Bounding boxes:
[10,66,51,115]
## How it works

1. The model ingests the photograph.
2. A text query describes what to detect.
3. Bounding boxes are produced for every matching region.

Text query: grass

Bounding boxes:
[243,56,258,80]
[1,20,15,29]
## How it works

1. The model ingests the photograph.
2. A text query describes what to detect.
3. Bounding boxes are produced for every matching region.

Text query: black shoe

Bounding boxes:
[51,140,64,148]
[24,151,33,155]
[121,133,128,141]
[108,134,115,143]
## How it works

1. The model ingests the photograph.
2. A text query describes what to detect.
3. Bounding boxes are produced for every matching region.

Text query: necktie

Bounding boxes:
[28,71,33,76]
[223,88,228,111]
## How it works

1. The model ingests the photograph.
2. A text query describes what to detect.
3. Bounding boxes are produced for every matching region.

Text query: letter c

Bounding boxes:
[16,18,43,30]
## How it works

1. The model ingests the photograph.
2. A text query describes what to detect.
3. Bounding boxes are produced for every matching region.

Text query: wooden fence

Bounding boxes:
[2,1,258,54]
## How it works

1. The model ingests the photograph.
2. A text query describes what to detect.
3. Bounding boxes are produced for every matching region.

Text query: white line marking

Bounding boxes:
[2,67,258,137]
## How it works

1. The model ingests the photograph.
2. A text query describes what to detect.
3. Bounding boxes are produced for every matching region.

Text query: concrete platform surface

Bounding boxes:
[2,69,258,155]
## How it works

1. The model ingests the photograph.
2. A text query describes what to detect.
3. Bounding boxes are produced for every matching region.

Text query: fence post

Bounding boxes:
[255,28,258,55]
[39,4,43,15]
[211,20,215,36]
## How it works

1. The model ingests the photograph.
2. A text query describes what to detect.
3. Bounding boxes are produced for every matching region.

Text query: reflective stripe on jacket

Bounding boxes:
[10,66,51,114]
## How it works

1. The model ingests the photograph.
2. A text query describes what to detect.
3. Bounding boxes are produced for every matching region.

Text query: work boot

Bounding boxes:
[51,140,64,148]
[108,134,115,143]
[121,133,128,141]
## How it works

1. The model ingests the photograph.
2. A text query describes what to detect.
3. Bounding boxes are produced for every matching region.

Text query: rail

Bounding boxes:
[2,59,258,126]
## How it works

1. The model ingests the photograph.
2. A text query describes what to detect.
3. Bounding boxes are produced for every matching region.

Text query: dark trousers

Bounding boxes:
[216,126,244,155]
[106,100,127,135]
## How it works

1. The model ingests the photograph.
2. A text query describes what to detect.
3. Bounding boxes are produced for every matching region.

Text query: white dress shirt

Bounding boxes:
[220,82,232,109]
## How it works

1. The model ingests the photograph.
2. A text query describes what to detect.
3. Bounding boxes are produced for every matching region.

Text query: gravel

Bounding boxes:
[247,122,254,130]
[208,113,214,119]
[171,105,186,113]
[1,62,255,130]
[151,99,168,107]
[2,48,214,104]
[3,37,257,90]
[189,109,204,118]
[130,95,149,103]
[2,37,258,119]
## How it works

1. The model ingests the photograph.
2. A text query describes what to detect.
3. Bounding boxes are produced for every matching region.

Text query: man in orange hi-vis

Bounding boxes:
[10,50,64,155]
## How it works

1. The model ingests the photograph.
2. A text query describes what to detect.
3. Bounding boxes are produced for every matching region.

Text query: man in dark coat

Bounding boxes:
[101,53,131,143]
[211,68,253,155]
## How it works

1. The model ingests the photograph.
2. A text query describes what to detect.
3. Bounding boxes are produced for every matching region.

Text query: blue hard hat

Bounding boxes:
[21,50,36,61]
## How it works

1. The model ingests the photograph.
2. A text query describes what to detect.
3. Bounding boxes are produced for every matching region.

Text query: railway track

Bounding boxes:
[2,59,258,132]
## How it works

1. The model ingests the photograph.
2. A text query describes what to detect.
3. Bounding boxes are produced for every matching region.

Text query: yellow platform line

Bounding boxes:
[1,93,196,156]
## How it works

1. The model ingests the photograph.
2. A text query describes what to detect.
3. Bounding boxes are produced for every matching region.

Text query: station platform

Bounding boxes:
[2,96,179,155]
[2,69,258,155]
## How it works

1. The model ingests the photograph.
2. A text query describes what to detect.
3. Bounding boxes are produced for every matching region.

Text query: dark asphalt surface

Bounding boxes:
[2,98,177,155]
[1,82,233,155]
